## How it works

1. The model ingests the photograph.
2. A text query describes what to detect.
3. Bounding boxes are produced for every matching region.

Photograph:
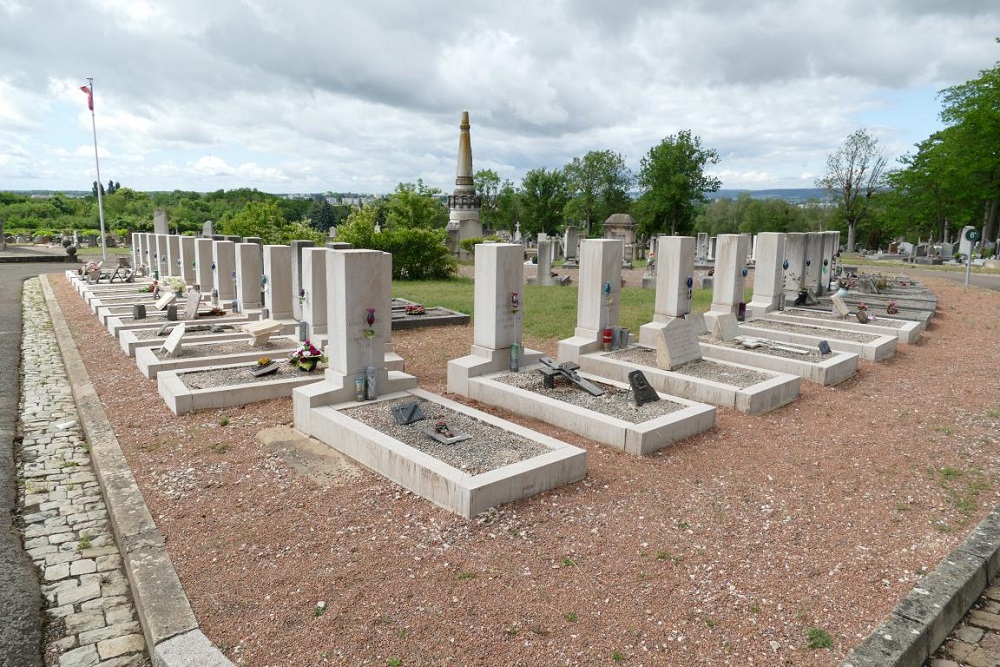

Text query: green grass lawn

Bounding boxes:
[393,278,727,341]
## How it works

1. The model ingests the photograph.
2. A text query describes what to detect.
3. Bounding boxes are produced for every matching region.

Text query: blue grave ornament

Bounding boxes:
[782,259,789,271]
[742,267,748,277]
[805,258,812,267]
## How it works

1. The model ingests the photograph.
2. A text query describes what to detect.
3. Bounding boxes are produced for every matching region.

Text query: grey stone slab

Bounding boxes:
[153,629,235,667]
[839,613,929,666]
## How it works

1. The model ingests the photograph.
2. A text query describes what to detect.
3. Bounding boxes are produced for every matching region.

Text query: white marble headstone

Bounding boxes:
[161,323,186,357]
[654,317,702,370]
[831,295,850,319]
[244,319,282,347]
[183,290,201,320]
[154,292,176,311]
[710,313,740,342]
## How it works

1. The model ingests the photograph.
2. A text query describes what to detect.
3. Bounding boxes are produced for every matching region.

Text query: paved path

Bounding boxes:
[0,262,66,667]
[19,277,148,666]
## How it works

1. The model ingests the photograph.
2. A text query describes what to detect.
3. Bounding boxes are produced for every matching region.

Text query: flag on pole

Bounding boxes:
[80,85,93,111]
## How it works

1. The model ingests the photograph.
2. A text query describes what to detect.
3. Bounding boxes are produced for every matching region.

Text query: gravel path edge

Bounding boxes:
[39,275,235,667]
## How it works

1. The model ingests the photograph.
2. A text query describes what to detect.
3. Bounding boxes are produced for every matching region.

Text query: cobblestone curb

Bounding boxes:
[839,507,1000,666]
[39,276,233,667]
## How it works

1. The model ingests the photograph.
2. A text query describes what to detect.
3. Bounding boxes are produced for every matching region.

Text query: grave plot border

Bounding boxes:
[135,337,300,379]
[461,368,716,455]
[157,361,325,415]
[698,342,858,386]
[739,321,898,362]
[303,388,587,518]
[763,310,923,344]
[577,350,800,416]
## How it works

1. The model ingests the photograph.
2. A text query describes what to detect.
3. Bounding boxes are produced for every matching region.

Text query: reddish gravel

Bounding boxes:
[49,270,1000,667]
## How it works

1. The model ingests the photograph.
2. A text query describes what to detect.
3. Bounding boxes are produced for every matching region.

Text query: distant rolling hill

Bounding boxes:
[707,188,830,203]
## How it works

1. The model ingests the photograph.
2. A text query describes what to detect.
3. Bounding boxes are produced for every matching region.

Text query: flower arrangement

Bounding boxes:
[885,301,898,315]
[164,276,187,294]
[434,420,455,438]
[405,304,426,316]
[365,308,376,339]
[289,339,325,371]
[855,301,870,323]
[208,306,226,316]
[257,356,272,368]
[139,279,158,293]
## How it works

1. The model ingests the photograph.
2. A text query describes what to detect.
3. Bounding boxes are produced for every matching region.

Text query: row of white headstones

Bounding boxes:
[134,231,840,399]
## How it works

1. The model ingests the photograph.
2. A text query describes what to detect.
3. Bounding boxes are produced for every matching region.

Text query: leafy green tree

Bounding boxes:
[474,169,502,230]
[520,168,569,236]
[337,202,455,279]
[816,128,888,252]
[563,150,634,236]
[385,180,448,229]
[217,200,321,244]
[936,48,1000,245]
[637,130,721,237]
[337,203,381,248]
[307,200,340,233]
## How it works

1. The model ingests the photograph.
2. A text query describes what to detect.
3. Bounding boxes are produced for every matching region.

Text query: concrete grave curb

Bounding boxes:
[39,276,234,667]
[839,506,1000,666]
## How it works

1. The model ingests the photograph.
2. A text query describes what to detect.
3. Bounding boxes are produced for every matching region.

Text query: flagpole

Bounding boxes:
[87,77,107,262]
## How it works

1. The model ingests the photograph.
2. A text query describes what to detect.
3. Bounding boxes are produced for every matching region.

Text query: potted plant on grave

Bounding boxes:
[164,276,186,296]
[856,301,869,324]
[289,339,326,372]
[138,279,158,294]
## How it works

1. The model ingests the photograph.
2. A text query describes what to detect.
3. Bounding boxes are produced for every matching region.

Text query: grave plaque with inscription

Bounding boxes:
[654,318,702,370]
[392,401,426,426]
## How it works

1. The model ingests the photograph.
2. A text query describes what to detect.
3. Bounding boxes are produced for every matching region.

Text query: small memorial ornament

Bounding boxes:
[885,301,898,315]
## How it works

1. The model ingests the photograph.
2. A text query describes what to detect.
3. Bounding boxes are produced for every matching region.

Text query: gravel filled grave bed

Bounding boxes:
[698,335,828,361]
[178,360,320,388]
[153,339,296,360]
[748,319,881,342]
[341,396,551,475]
[492,370,685,423]
[782,307,909,328]
[606,346,774,386]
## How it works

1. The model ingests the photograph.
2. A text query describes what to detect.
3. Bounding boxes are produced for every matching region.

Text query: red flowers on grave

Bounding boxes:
[886,301,898,315]
[289,339,325,372]
[405,304,426,316]
[365,308,376,339]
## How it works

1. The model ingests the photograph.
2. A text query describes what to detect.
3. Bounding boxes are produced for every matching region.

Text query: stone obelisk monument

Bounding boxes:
[447,111,483,258]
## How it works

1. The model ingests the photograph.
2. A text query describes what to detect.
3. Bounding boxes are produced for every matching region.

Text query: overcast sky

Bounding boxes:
[1,1,998,196]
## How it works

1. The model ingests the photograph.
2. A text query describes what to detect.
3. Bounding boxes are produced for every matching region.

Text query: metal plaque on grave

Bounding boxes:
[628,370,660,407]
[391,401,426,426]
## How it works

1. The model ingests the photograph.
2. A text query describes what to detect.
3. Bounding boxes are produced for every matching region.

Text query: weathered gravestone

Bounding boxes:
[653,317,702,370]
[183,290,201,320]
[161,322,186,357]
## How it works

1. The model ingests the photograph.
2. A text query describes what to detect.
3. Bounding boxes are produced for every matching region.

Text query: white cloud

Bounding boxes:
[0,1,998,192]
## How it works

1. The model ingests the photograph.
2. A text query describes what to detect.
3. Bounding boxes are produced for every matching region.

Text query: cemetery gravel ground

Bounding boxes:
[48,270,1000,667]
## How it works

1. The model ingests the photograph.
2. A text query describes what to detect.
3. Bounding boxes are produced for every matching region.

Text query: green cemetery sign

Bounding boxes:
[965,227,981,242]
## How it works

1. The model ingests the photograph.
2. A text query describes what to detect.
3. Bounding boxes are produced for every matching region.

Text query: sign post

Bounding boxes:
[965,227,981,286]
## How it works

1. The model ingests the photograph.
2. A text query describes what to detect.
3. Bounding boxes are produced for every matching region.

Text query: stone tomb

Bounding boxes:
[287,248,586,518]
